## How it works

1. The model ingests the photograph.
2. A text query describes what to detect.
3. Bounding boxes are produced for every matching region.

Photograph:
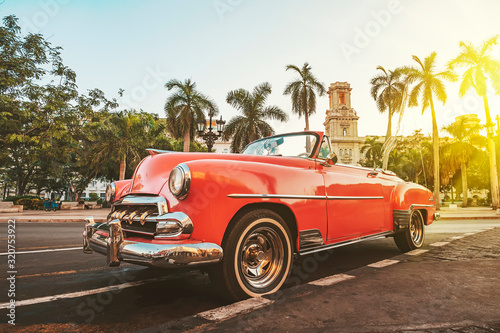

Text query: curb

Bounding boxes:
[440,215,500,220]
[136,227,498,333]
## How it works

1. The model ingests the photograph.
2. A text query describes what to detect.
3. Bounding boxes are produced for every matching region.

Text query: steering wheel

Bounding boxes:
[298,152,309,157]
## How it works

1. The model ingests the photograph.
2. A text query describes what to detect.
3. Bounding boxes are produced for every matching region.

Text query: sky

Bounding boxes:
[3,0,500,138]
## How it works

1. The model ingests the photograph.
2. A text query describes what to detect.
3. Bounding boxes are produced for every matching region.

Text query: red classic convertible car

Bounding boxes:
[83,131,438,300]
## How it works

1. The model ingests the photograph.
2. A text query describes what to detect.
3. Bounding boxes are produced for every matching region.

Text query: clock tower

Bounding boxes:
[323,82,364,164]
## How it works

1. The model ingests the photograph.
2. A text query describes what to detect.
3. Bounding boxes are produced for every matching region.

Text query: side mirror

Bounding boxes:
[321,153,337,166]
[328,153,338,165]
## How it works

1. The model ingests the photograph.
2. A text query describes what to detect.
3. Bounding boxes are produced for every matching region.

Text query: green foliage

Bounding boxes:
[224,82,288,153]
[283,63,326,131]
[19,197,44,210]
[6,195,39,204]
[0,15,84,195]
[360,136,383,168]
[164,78,218,152]
[6,196,44,210]
[87,192,100,202]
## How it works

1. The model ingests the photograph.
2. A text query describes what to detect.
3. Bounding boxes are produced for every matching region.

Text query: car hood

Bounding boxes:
[128,152,314,195]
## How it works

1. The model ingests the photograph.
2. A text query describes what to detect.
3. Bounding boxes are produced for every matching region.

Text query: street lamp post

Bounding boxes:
[197,111,225,152]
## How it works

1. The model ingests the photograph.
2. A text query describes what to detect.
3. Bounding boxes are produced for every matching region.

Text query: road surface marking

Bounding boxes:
[0,247,81,256]
[368,259,399,268]
[18,270,78,279]
[430,242,450,247]
[197,297,273,322]
[463,232,476,236]
[0,273,191,310]
[406,249,429,256]
[309,273,355,287]
[18,244,81,250]
[450,236,464,240]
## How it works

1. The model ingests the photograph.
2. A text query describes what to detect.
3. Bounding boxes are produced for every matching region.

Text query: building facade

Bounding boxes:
[323,82,365,164]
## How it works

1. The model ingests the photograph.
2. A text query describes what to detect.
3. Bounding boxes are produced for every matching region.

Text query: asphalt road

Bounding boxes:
[1,219,500,332]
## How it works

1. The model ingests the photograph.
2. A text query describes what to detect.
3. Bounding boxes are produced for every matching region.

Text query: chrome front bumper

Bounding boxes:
[83,217,223,268]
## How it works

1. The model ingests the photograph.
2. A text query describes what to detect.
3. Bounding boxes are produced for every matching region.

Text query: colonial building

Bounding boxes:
[323,82,365,164]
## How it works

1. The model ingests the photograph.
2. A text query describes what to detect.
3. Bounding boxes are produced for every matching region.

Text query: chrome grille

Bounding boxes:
[108,196,168,237]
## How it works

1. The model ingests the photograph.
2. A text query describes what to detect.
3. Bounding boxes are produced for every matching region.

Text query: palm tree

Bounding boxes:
[223,82,288,153]
[404,52,457,209]
[106,110,146,180]
[448,35,500,209]
[370,66,406,169]
[360,136,383,168]
[283,62,326,131]
[442,116,484,207]
[164,79,217,152]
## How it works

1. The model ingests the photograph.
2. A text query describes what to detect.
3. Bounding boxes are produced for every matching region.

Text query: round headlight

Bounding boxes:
[105,183,116,202]
[168,164,191,199]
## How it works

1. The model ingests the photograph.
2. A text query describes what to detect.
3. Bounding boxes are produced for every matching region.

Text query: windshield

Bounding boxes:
[242,133,318,157]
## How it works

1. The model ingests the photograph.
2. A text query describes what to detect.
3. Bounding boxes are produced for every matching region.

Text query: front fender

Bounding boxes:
[161,159,327,246]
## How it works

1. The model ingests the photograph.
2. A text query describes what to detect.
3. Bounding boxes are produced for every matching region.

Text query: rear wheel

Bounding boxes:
[394,209,425,252]
[209,209,293,301]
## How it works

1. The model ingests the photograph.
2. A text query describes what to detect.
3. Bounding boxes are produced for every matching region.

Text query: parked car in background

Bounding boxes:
[83,131,438,300]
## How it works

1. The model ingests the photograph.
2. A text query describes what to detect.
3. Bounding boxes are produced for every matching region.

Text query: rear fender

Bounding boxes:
[391,182,436,230]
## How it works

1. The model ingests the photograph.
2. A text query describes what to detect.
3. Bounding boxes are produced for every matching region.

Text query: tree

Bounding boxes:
[404,52,457,209]
[388,131,432,185]
[360,136,383,168]
[442,116,484,207]
[448,35,500,209]
[224,82,288,153]
[164,79,217,152]
[370,66,406,169]
[0,15,80,195]
[283,62,326,132]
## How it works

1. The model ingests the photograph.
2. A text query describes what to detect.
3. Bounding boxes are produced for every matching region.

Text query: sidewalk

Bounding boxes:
[439,206,500,220]
[1,206,500,223]
[141,227,500,333]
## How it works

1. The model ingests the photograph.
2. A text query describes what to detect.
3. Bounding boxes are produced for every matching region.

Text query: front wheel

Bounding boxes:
[394,209,425,252]
[209,209,293,301]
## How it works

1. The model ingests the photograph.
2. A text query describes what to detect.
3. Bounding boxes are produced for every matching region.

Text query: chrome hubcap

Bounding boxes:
[410,211,424,245]
[240,227,284,289]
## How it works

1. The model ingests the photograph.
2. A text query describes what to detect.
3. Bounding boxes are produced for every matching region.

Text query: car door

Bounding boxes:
[317,136,385,242]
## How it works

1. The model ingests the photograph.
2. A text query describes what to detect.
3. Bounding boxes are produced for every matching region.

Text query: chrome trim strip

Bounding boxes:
[227,194,384,200]
[121,228,155,236]
[227,194,325,200]
[327,196,384,200]
[146,148,174,155]
[112,195,168,216]
[410,204,436,209]
[299,231,394,256]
